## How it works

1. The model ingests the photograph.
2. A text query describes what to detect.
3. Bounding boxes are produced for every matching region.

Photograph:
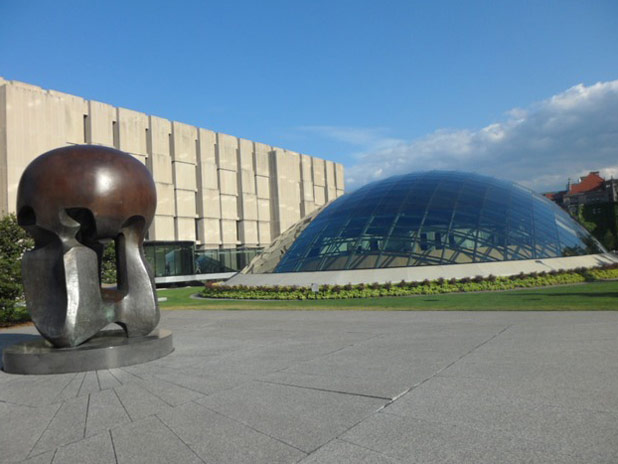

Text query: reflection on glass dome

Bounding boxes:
[274,171,605,273]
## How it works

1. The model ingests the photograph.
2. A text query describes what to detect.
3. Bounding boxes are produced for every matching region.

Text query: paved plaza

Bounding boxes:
[1,310,617,463]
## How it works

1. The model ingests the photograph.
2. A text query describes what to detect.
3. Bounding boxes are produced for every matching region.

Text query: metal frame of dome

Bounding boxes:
[273,171,605,273]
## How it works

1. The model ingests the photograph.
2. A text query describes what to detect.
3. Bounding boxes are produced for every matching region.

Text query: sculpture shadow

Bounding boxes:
[0,333,40,370]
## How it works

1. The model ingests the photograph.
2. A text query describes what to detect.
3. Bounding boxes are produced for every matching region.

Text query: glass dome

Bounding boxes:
[274,171,605,273]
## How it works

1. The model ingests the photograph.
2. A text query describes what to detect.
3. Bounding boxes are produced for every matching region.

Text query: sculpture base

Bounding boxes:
[2,329,174,375]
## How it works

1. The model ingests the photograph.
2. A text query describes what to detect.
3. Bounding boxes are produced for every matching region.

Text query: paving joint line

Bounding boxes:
[26,401,62,458]
[380,324,513,411]
[112,387,134,422]
[269,334,384,376]
[75,372,88,397]
[145,371,212,397]
[107,369,125,386]
[256,379,392,401]
[109,429,119,464]
[116,368,176,407]
[83,393,91,438]
[154,414,207,464]
[119,368,203,405]
[51,372,80,404]
[95,370,102,391]
[191,400,308,455]
[338,437,405,463]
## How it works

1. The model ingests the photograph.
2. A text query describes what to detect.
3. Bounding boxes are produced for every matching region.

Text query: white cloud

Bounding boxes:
[344,80,618,192]
[296,125,405,153]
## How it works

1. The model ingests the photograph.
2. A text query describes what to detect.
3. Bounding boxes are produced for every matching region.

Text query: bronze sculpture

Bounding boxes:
[16,145,160,347]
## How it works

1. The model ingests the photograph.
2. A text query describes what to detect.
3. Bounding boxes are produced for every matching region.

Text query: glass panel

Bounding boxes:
[272,171,606,273]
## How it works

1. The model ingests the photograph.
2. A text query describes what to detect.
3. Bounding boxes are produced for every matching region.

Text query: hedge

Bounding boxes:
[200,264,618,300]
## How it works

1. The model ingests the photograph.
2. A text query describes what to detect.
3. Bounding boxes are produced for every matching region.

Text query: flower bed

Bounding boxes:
[200,264,618,300]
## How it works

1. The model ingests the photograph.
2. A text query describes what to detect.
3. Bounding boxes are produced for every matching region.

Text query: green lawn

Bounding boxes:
[158,280,618,311]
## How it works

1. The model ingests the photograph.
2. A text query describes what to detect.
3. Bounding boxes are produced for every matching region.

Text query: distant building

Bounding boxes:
[544,172,618,250]
[544,171,618,213]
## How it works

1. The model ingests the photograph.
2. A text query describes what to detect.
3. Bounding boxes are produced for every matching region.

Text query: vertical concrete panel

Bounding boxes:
[257,198,271,222]
[302,201,316,215]
[149,116,171,156]
[284,150,301,182]
[149,216,175,241]
[216,133,238,171]
[238,138,253,171]
[270,149,301,233]
[117,107,148,155]
[219,170,238,195]
[325,160,337,201]
[48,90,87,145]
[240,194,258,220]
[171,122,197,163]
[254,142,271,176]
[335,163,345,192]
[220,195,238,219]
[300,154,314,203]
[88,100,116,146]
[313,157,325,187]
[238,220,258,246]
[174,162,197,191]
[198,128,216,164]
[258,221,272,246]
[175,217,196,241]
[255,176,270,199]
[175,190,197,217]
[200,189,222,219]
[154,183,176,216]
[197,218,221,246]
[5,83,66,211]
[220,219,238,247]
[314,185,326,205]
[149,153,173,184]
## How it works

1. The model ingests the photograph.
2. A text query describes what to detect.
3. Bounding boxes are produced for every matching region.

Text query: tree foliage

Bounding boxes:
[0,213,34,323]
[101,240,117,285]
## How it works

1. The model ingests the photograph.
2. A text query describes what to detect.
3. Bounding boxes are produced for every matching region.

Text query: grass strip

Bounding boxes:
[158,280,618,311]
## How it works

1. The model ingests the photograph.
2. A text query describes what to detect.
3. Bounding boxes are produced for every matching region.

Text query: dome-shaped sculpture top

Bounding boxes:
[274,171,605,273]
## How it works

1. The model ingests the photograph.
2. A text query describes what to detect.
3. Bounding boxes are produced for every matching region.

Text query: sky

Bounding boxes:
[1,0,617,193]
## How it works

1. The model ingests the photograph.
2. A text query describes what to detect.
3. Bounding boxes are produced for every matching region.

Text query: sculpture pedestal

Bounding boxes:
[2,329,173,375]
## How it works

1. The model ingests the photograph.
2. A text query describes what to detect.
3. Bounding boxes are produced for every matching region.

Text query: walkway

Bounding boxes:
[1,310,617,463]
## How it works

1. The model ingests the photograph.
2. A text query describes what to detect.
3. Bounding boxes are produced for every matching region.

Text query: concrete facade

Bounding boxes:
[0,78,344,248]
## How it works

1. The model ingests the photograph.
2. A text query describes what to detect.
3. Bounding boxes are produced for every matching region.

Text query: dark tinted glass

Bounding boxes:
[274,171,605,273]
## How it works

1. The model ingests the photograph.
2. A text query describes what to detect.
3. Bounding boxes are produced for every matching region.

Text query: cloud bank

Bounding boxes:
[343,80,618,193]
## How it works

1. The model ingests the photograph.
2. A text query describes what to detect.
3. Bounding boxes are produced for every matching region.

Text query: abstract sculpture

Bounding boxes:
[2,145,172,374]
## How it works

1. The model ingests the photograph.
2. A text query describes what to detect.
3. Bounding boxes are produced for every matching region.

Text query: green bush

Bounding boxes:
[0,214,34,325]
[200,264,618,301]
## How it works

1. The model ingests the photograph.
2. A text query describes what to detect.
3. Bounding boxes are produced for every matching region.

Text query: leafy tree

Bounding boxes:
[101,240,117,285]
[575,205,596,233]
[602,229,616,251]
[0,213,34,323]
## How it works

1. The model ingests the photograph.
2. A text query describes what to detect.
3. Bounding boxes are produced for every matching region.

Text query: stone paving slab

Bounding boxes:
[1,310,617,463]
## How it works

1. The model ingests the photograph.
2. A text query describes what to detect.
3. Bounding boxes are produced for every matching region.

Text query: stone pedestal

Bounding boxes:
[2,329,173,375]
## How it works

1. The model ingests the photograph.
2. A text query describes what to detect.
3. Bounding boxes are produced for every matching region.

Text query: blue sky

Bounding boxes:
[2,0,617,192]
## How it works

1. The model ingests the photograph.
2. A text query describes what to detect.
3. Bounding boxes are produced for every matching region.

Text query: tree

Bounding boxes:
[575,205,597,233]
[101,240,117,285]
[0,213,34,323]
[602,229,616,251]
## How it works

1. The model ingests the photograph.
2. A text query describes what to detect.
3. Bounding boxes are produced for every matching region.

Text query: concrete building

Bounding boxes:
[0,78,344,253]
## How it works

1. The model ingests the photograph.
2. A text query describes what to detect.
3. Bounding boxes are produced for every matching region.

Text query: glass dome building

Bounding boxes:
[270,171,605,273]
